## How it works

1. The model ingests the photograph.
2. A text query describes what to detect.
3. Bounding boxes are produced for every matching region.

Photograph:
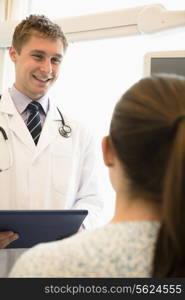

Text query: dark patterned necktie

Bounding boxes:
[26,101,42,145]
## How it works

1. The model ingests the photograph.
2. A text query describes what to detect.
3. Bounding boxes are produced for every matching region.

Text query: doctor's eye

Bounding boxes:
[32,54,43,61]
[51,57,62,65]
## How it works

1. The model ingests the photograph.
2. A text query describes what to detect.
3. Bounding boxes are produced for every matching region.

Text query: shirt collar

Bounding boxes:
[9,85,49,115]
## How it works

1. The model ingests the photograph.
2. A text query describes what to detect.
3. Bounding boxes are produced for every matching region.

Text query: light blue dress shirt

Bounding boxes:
[9,85,49,127]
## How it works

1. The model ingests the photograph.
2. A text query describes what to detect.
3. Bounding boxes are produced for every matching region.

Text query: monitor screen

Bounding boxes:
[143,50,185,77]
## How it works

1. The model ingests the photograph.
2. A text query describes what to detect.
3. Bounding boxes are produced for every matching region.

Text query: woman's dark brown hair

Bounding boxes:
[110,74,185,277]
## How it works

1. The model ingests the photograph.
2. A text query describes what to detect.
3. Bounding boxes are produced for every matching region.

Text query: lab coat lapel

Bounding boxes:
[35,104,60,157]
[9,114,36,151]
[0,90,35,151]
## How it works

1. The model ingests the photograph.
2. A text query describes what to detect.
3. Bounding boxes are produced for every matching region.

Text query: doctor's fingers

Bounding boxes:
[0,232,19,249]
[0,231,15,240]
[0,234,19,249]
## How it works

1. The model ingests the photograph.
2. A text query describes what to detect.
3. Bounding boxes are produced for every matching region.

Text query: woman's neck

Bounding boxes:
[111,194,161,224]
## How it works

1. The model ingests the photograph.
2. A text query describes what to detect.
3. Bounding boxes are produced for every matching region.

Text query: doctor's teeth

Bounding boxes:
[33,75,51,81]
[38,78,48,82]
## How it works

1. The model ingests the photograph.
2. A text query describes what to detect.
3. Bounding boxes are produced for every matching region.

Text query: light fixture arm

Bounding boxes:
[0,4,185,46]
[138,5,185,33]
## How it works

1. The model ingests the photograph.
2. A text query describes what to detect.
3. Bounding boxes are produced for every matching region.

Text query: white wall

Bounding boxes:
[29,0,185,18]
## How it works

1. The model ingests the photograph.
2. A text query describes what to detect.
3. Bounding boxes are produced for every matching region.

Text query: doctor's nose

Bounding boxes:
[40,59,52,74]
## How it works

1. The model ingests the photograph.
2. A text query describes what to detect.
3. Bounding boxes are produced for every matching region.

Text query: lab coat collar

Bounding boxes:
[0,90,61,120]
[0,90,35,151]
[0,90,63,155]
[0,90,16,115]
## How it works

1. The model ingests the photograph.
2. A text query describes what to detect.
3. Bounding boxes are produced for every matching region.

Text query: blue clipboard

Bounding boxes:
[0,209,88,248]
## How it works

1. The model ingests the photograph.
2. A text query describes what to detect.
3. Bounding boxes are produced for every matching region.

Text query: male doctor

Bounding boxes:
[0,14,104,276]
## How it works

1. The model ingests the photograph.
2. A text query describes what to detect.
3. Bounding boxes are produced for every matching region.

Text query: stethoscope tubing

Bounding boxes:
[0,127,8,140]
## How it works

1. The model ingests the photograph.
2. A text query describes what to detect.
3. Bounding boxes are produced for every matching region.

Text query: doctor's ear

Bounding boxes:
[9,47,18,62]
[102,136,115,167]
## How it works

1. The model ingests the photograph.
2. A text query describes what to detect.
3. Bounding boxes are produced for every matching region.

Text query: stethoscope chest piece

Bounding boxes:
[59,125,72,138]
[56,107,72,138]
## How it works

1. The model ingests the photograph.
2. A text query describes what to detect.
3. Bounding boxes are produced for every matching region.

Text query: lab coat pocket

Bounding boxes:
[51,153,72,194]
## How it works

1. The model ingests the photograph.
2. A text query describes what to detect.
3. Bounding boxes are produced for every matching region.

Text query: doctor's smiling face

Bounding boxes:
[9,32,64,100]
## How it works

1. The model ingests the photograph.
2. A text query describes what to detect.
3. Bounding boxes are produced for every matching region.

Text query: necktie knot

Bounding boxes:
[27,101,42,113]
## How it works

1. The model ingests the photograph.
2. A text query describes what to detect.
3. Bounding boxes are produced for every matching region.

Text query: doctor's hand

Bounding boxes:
[0,231,19,249]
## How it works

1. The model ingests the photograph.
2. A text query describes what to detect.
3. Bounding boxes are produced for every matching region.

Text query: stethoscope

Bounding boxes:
[0,107,72,172]
[0,126,13,172]
[56,107,72,138]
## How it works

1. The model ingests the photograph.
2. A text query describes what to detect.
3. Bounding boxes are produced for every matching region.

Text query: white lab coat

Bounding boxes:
[0,90,104,277]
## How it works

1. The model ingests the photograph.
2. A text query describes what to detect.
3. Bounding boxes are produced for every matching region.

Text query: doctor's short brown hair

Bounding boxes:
[12,14,68,54]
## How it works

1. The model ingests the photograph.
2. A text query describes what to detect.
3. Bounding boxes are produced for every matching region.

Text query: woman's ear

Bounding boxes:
[102,136,114,167]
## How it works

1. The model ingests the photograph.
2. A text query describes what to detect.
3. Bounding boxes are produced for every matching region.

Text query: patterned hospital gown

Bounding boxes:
[9,221,160,277]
